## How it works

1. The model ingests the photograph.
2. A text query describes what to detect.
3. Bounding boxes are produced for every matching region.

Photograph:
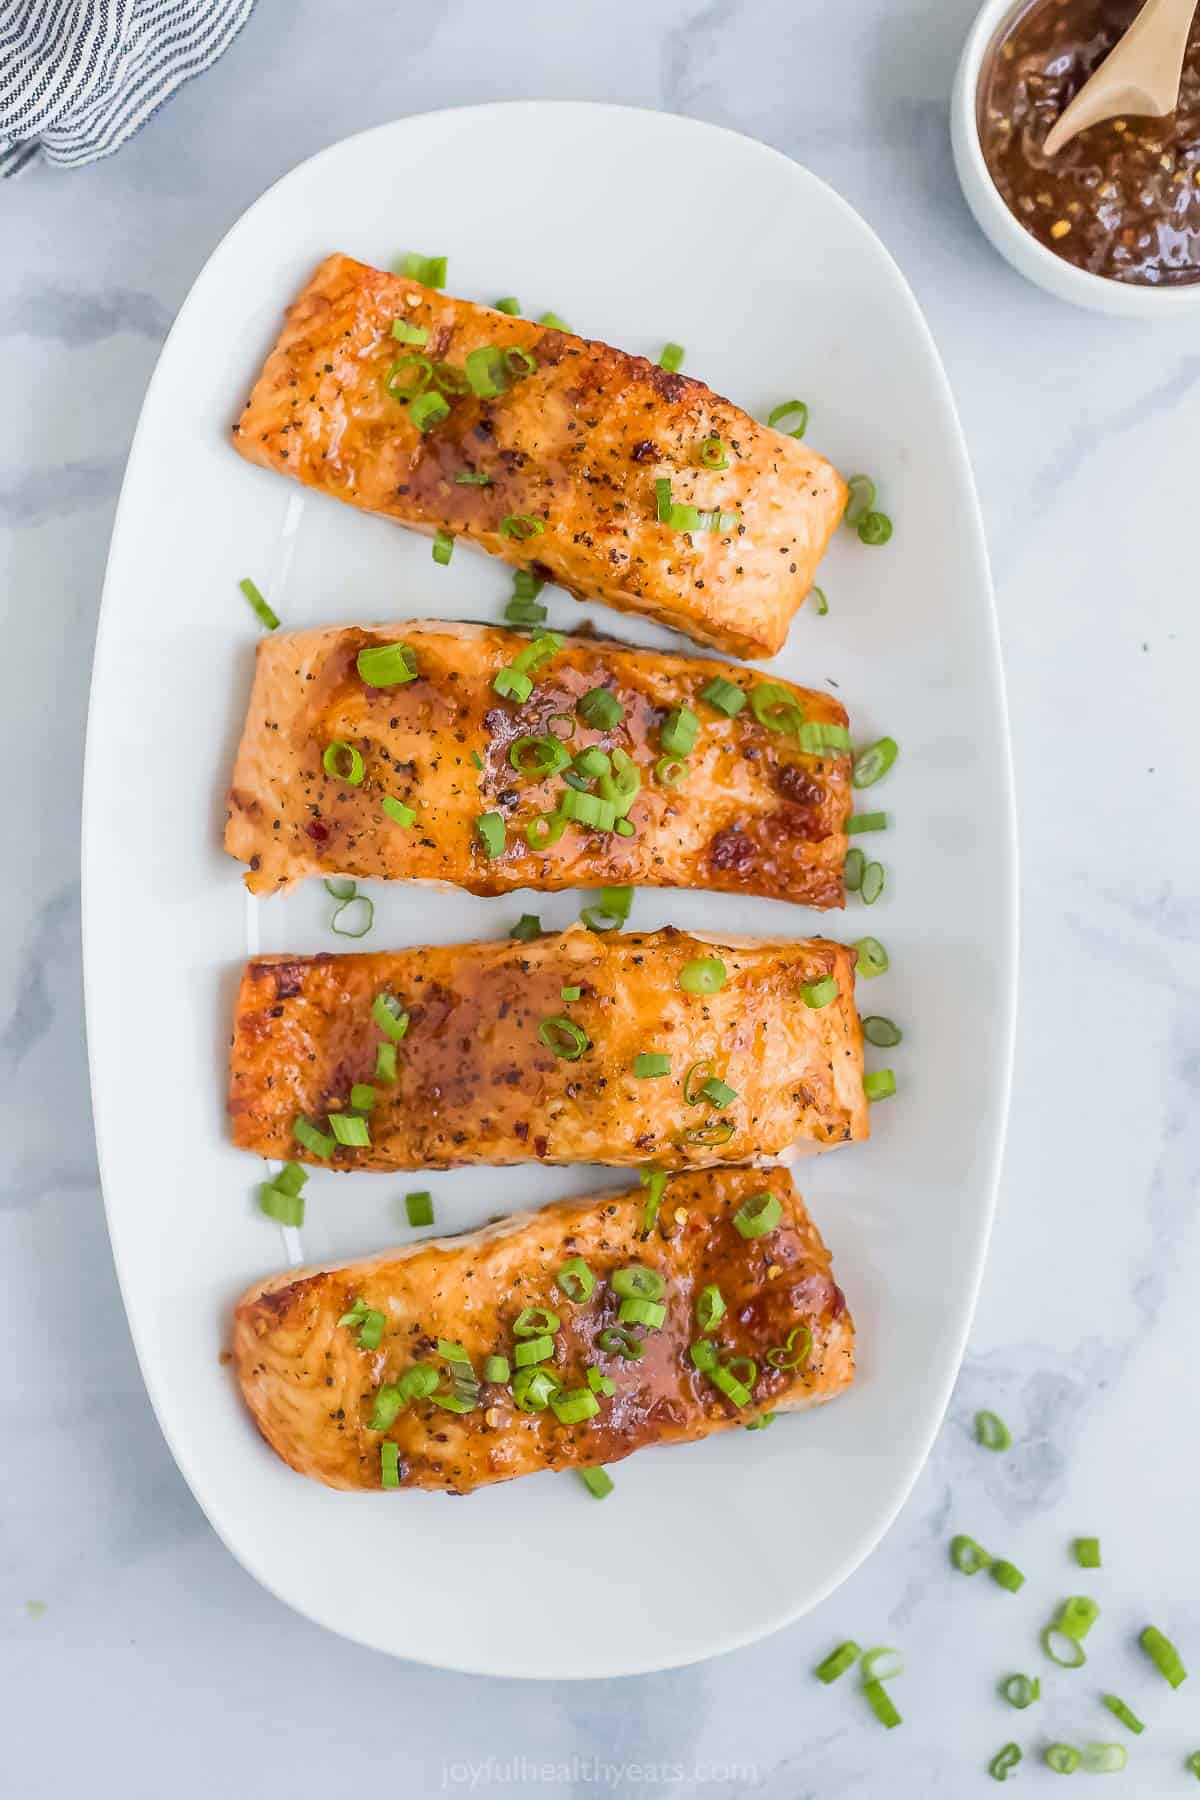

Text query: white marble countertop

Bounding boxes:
[3,1,1198,1793]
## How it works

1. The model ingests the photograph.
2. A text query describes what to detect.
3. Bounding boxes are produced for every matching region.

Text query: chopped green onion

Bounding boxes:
[991,1560,1026,1593]
[375,1042,397,1081]
[271,1162,308,1198]
[682,1120,735,1147]
[432,529,454,566]
[586,1367,616,1396]
[844,848,865,892]
[950,1534,992,1575]
[1102,1696,1144,1734]
[551,1387,600,1425]
[293,1116,336,1159]
[797,720,852,755]
[338,1297,385,1350]
[512,1366,561,1411]
[509,913,542,942]
[1081,1744,1127,1774]
[539,311,570,330]
[329,1113,370,1148]
[863,1680,901,1729]
[638,1167,666,1239]
[655,477,673,523]
[349,1083,376,1111]
[617,1296,666,1329]
[1141,1625,1187,1687]
[259,1179,305,1226]
[689,1338,719,1374]
[380,1441,401,1488]
[409,390,451,432]
[538,1015,589,1060]
[1000,1674,1040,1710]
[861,862,885,906]
[1042,1626,1087,1668]
[391,318,429,345]
[513,1305,560,1338]
[372,992,410,1042]
[801,976,839,1009]
[811,586,829,615]
[404,1190,433,1227]
[863,1016,902,1047]
[464,344,509,397]
[560,985,582,1002]
[495,296,520,315]
[381,795,416,828]
[709,1361,754,1407]
[859,510,893,546]
[559,786,616,830]
[655,756,688,788]
[989,1744,1022,1781]
[513,1335,555,1368]
[385,353,432,399]
[1189,1754,1200,1781]
[580,885,633,932]
[766,1323,812,1369]
[853,737,899,789]
[323,740,364,785]
[611,1265,665,1301]
[324,876,356,901]
[483,1354,510,1383]
[733,1191,782,1239]
[853,936,888,977]
[1045,1745,1081,1775]
[239,576,279,630]
[750,682,804,734]
[1075,1537,1101,1568]
[572,746,612,780]
[659,342,685,372]
[695,436,729,470]
[632,1052,671,1079]
[556,1257,596,1303]
[475,811,506,858]
[847,812,888,835]
[976,1409,1012,1451]
[369,1384,406,1431]
[661,706,699,756]
[815,1641,861,1683]
[505,347,537,379]
[399,251,447,287]
[331,895,374,938]
[576,686,623,730]
[525,812,567,850]
[596,1324,645,1359]
[493,666,533,702]
[700,676,745,717]
[357,642,418,687]
[678,956,726,994]
[695,1284,726,1332]
[767,399,808,438]
[578,1466,614,1499]
[843,474,876,527]
[1058,1596,1101,1641]
[861,1647,904,1683]
[500,513,544,540]
[700,1075,738,1108]
[397,1365,439,1402]
[682,1058,714,1105]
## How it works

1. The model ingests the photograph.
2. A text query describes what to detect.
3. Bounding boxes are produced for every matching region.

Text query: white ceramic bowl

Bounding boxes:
[952,0,1200,318]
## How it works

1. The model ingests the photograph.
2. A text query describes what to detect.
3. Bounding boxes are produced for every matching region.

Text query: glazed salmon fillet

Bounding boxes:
[232,1167,854,1494]
[231,255,846,659]
[228,928,868,1172]
[225,621,852,904]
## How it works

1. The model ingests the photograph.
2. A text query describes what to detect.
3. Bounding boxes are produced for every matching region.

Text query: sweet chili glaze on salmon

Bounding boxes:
[230,255,846,659]
[226,621,852,904]
[229,928,868,1173]
[232,1167,854,1494]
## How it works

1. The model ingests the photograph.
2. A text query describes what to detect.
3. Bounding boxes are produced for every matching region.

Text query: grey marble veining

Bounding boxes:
[3,1,1198,1794]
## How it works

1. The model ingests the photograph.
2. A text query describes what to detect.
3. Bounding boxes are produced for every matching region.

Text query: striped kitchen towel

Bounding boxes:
[1,0,255,177]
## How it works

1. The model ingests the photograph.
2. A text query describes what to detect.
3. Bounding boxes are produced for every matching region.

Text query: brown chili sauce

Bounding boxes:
[979,0,1200,284]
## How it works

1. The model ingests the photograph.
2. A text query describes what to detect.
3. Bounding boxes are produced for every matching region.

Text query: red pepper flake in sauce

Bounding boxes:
[979,0,1200,285]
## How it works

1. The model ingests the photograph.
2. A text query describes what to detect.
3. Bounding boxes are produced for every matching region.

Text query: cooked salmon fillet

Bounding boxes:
[225,621,852,904]
[232,1167,854,1493]
[228,928,868,1171]
[231,255,846,659]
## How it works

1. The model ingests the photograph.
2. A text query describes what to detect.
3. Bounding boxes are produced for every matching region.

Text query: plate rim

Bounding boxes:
[81,98,1019,1678]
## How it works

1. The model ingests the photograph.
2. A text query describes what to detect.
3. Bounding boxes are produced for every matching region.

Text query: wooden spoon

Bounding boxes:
[1043,0,1198,156]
